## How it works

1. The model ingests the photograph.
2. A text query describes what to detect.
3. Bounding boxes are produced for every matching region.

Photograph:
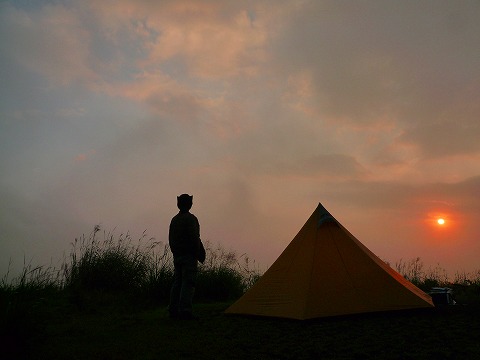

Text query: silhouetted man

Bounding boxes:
[168,194,202,319]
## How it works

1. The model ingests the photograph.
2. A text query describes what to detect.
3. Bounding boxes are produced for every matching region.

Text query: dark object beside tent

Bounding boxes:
[428,287,456,306]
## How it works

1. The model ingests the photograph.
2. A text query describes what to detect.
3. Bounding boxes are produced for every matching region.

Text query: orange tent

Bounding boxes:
[225,203,434,320]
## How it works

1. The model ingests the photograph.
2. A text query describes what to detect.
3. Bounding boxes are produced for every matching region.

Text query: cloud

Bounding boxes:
[85,0,268,79]
[399,119,480,159]
[0,2,97,87]
[312,175,480,220]
[260,153,367,180]
[269,1,480,159]
[147,6,267,78]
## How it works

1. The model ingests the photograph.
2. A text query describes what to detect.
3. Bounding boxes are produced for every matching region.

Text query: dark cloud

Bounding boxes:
[271,1,480,159]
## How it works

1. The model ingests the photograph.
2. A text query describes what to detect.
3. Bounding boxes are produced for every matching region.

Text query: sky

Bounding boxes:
[1,0,479,278]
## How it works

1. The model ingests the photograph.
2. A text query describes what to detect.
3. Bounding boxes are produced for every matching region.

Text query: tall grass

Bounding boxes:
[1,259,63,354]
[394,257,480,304]
[196,243,261,302]
[1,226,260,306]
[64,227,159,294]
[61,226,260,305]
[1,226,262,351]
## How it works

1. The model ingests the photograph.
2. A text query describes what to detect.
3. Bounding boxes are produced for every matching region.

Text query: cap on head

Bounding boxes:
[177,194,193,212]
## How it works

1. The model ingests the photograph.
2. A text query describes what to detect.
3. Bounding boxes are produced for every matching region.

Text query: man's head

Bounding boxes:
[177,194,193,212]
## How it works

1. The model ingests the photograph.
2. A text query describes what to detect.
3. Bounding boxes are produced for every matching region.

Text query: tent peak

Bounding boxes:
[316,203,336,226]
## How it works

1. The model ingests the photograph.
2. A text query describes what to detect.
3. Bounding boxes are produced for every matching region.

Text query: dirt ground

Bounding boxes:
[7,302,480,360]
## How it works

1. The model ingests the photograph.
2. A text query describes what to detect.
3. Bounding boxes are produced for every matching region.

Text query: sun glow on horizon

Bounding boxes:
[425,212,452,230]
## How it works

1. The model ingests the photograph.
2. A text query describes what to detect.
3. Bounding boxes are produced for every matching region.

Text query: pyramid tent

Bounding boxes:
[226,203,434,320]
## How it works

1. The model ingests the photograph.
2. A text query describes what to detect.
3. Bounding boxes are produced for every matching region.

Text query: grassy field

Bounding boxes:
[4,298,480,360]
[2,228,480,359]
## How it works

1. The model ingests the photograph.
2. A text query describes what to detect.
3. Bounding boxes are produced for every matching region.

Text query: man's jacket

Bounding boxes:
[169,211,201,257]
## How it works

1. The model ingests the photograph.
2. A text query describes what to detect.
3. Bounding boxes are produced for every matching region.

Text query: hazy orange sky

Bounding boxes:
[1,1,479,277]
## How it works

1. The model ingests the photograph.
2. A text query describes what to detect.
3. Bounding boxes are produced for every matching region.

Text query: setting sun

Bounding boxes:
[426,212,452,229]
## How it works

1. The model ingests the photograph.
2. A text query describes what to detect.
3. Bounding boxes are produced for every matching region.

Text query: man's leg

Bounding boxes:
[168,258,182,317]
[179,256,197,317]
